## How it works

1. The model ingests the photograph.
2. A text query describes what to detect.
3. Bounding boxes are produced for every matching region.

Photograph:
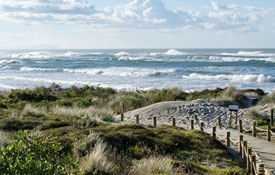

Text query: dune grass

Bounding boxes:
[0,85,258,174]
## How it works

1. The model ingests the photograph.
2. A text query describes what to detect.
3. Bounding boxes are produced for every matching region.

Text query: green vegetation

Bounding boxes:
[0,130,77,175]
[0,84,261,174]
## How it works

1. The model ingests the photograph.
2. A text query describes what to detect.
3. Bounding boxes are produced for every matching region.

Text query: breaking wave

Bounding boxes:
[182,73,275,83]
[63,67,176,77]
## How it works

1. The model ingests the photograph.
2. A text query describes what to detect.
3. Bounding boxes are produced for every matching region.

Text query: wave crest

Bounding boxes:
[182,73,275,83]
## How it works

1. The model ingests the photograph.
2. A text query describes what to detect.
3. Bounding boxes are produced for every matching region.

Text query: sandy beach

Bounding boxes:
[115,99,275,130]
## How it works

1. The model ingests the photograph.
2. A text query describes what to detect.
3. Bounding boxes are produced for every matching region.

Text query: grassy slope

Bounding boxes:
[0,85,262,174]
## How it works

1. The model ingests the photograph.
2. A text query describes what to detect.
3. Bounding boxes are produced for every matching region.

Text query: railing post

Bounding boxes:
[258,164,265,175]
[121,113,124,121]
[212,126,216,139]
[271,109,274,126]
[242,141,247,160]
[267,125,271,142]
[190,119,194,130]
[251,155,256,174]
[218,116,221,128]
[228,111,232,128]
[239,135,243,155]
[200,122,204,132]
[194,114,198,121]
[235,111,238,125]
[153,116,157,127]
[239,120,243,133]
[226,132,230,147]
[252,121,256,137]
[172,118,176,127]
[122,103,125,113]
[247,148,252,173]
[135,115,139,124]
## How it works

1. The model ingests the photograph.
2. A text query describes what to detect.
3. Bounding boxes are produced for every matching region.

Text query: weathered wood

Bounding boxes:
[267,125,271,142]
[135,115,139,124]
[228,111,232,128]
[242,141,247,160]
[172,118,176,127]
[121,113,124,121]
[122,103,125,113]
[200,122,204,132]
[194,114,198,120]
[217,116,221,128]
[251,155,256,174]
[153,116,157,127]
[239,135,243,155]
[247,148,252,173]
[252,121,256,137]
[226,132,230,147]
[235,111,238,125]
[271,109,274,126]
[258,164,265,175]
[212,126,216,139]
[239,120,243,133]
[190,119,194,130]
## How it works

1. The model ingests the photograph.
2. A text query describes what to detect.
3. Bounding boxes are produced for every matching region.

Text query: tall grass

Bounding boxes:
[129,156,176,175]
[21,104,47,118]
[215,85,238,101]
[79,139,114,175]
[52,105,113,119]
[0,130,13,147]
[258,91,275,105]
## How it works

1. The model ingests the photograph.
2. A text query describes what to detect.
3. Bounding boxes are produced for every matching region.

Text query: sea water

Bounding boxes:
[0,48,274,93]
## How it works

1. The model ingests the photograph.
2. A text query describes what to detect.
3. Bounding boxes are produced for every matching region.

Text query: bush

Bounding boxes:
[0,130,77,175]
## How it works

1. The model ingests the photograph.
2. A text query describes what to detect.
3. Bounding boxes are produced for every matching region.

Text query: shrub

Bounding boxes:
[100,114,113,122]
[0,130,77,175]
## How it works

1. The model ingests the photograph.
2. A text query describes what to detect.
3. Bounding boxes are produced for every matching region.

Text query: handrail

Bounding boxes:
[255,126,266,132]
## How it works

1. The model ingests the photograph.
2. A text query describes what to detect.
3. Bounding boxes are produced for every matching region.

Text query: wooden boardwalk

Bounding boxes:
[116,101,275,175]
[208,127,275,175]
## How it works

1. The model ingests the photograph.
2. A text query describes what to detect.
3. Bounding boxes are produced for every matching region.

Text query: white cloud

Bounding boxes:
[0,0,273,34]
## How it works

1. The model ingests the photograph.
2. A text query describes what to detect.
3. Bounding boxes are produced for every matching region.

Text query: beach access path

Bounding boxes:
[115,100,275,175]
[207,127,275,175]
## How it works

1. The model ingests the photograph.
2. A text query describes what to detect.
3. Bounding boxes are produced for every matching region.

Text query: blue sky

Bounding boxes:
[0,0,274,49]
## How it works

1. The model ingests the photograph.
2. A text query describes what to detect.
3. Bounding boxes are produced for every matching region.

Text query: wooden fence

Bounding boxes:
[120,108,275,175]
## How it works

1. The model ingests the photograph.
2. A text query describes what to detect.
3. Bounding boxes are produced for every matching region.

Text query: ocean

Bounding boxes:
[0,48,274,93]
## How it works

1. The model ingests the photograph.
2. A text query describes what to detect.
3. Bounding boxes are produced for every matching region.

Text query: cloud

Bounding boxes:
[0,0,273,34]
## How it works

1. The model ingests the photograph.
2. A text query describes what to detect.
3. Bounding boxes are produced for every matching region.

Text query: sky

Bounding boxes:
[0,0,274,49]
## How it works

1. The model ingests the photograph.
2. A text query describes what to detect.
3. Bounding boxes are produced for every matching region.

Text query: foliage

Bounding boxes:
[0,130,77,175]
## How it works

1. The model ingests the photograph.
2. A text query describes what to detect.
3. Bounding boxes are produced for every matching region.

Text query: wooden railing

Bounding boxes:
[119,108,275,175]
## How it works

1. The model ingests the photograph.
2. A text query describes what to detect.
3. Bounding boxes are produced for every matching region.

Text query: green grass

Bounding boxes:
[0,85,258,174]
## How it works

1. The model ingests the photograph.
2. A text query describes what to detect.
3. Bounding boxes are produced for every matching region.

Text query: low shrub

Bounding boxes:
[0,130,77,175]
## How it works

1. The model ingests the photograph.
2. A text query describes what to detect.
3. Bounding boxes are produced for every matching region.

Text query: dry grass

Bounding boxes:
[0,130,13,147]
[21,104,47,117]
[79,138,114,175]
[129,156,176,175]
[52,105,113,119]
[215,85,238,101]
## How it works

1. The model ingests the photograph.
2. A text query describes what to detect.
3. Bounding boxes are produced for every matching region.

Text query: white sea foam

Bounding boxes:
[8,51,52,59]
[118,56,148,61]
[182,73,275,83]
[63,67,175,77]
[0,60,21,68]
[20,66,59,72]
[221,51,274,57]
[114,51,130,56]
[150,49,187,56]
